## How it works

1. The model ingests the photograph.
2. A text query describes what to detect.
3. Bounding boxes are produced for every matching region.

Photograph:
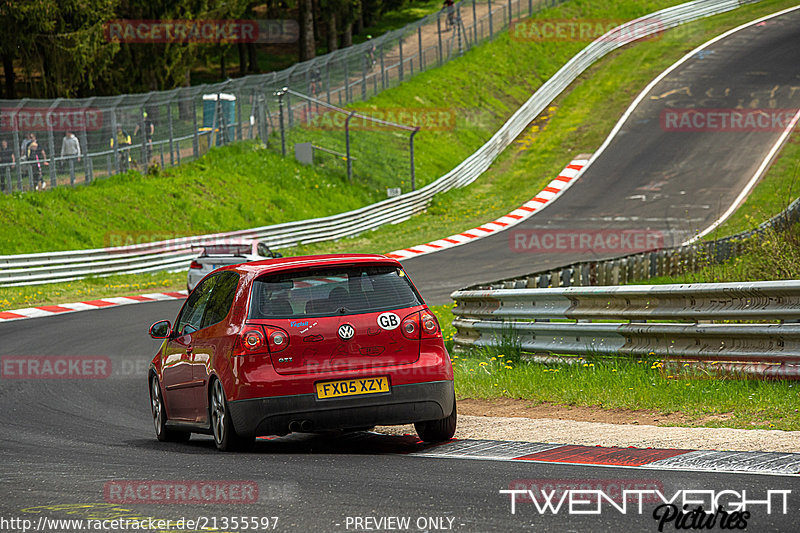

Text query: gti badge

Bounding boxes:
[278,357,293,363]
[338,323,355,340]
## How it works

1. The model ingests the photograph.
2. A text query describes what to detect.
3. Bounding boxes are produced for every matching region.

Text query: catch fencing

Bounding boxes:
[0,0,753,286]
[451,280,800,378]
[0,0,566,194]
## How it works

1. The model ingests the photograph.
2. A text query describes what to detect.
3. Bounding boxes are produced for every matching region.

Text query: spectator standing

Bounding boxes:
[134,111,155,164]
[111,125,132,172]
[20,133,34,161]
[27,139,47,190]
[60,131,81,171]
[0,139,15,192]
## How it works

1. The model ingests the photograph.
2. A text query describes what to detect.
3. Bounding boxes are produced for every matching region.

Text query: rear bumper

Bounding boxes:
[228,380,454,437]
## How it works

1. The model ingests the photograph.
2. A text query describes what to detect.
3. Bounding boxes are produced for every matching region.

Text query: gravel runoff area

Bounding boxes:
[377,415,800,453]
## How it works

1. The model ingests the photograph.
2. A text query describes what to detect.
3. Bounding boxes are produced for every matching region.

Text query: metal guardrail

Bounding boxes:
[466,197,800,292]
[451,280,800,375]
[0,0,752,286]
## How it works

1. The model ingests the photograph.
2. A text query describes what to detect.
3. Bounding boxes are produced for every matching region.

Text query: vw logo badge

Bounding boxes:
[338,323,355,341]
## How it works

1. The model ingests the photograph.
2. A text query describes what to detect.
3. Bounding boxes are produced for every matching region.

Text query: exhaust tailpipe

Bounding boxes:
[300,420,313,432]
[288,420,301,433]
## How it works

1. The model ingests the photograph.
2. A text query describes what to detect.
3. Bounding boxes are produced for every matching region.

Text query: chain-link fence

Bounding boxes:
[0,0,565,194]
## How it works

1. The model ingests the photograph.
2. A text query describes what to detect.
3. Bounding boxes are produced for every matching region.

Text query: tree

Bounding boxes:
[0,0,119,98]
[298,0,315,61]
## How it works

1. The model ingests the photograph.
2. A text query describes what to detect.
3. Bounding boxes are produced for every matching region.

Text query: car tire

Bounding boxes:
[150,376,191,443]
[210,379,254,452]
[415,395,457,443]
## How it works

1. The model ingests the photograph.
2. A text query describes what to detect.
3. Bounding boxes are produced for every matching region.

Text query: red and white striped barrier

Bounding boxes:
[0,291,187,323]
[385,159,588,260]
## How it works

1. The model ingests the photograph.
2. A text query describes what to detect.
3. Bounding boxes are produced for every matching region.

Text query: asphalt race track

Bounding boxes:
[404,7,800,304]
[2,8,800,533]
[0,301,798,532]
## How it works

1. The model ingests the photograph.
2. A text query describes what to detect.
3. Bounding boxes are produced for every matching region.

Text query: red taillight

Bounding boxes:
[189,260,202,269]
[401,311,441,340]
[420,310,441,338]
[266,326,289,353]
[401,312,420,340]
[236,325,289,356]
[238,326,267,355]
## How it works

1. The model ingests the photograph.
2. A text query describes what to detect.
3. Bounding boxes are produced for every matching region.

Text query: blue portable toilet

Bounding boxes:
[202,93,236,145]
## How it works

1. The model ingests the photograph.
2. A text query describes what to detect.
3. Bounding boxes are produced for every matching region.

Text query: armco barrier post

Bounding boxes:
[418,26,424,70]
[399,36,405,82]
[167,100,175,165]
[437,15,444,66]
[410,127,419,191]
[192,98,199,159]
[345,112,355,182]
[277,88,287,157]
[456,4,463,54]
[472,0,478,43]
[488,0,494,40]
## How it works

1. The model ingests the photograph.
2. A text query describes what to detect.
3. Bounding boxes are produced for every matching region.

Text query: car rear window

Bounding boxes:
[203,244,250,256]
[249,265,422,319]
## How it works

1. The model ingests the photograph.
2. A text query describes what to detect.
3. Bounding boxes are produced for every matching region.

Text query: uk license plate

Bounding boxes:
[316,377,390,399]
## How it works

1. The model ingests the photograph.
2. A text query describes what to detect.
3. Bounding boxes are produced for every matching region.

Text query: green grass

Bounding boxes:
[5,0,795,258]
[450,351,800,430]
[425,301,800,431]
[642,224,800,285]
[0,142,381,254]
[0,271,186,311]
[289,0,800,257]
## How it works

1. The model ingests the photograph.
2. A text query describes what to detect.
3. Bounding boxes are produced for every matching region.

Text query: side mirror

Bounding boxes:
[149,320,172,339]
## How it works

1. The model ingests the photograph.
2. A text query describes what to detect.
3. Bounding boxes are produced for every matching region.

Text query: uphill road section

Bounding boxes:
[403,7,800,304]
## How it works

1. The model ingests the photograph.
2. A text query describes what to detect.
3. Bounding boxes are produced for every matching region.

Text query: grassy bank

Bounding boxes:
[2,0,708,255]
[451,352,800,431]
[290,0,800,257]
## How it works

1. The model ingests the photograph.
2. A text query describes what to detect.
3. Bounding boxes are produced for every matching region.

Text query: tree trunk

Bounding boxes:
[2,54,14,99]
[247,43,258,73]
[341,20,353,48]
[356,0,364,35]
[220,45,227,79]
[327,13,338,53]
[237,43,247,77]
[311,0,320,43]
[178,69,192,120]
[298,0,315,61]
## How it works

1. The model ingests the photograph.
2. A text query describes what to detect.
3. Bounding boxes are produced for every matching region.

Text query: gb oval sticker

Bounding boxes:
[377,312,400,330]
[338,323,355,340]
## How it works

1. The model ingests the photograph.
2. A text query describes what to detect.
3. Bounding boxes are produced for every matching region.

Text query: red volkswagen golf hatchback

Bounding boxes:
[148,254,456,451]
